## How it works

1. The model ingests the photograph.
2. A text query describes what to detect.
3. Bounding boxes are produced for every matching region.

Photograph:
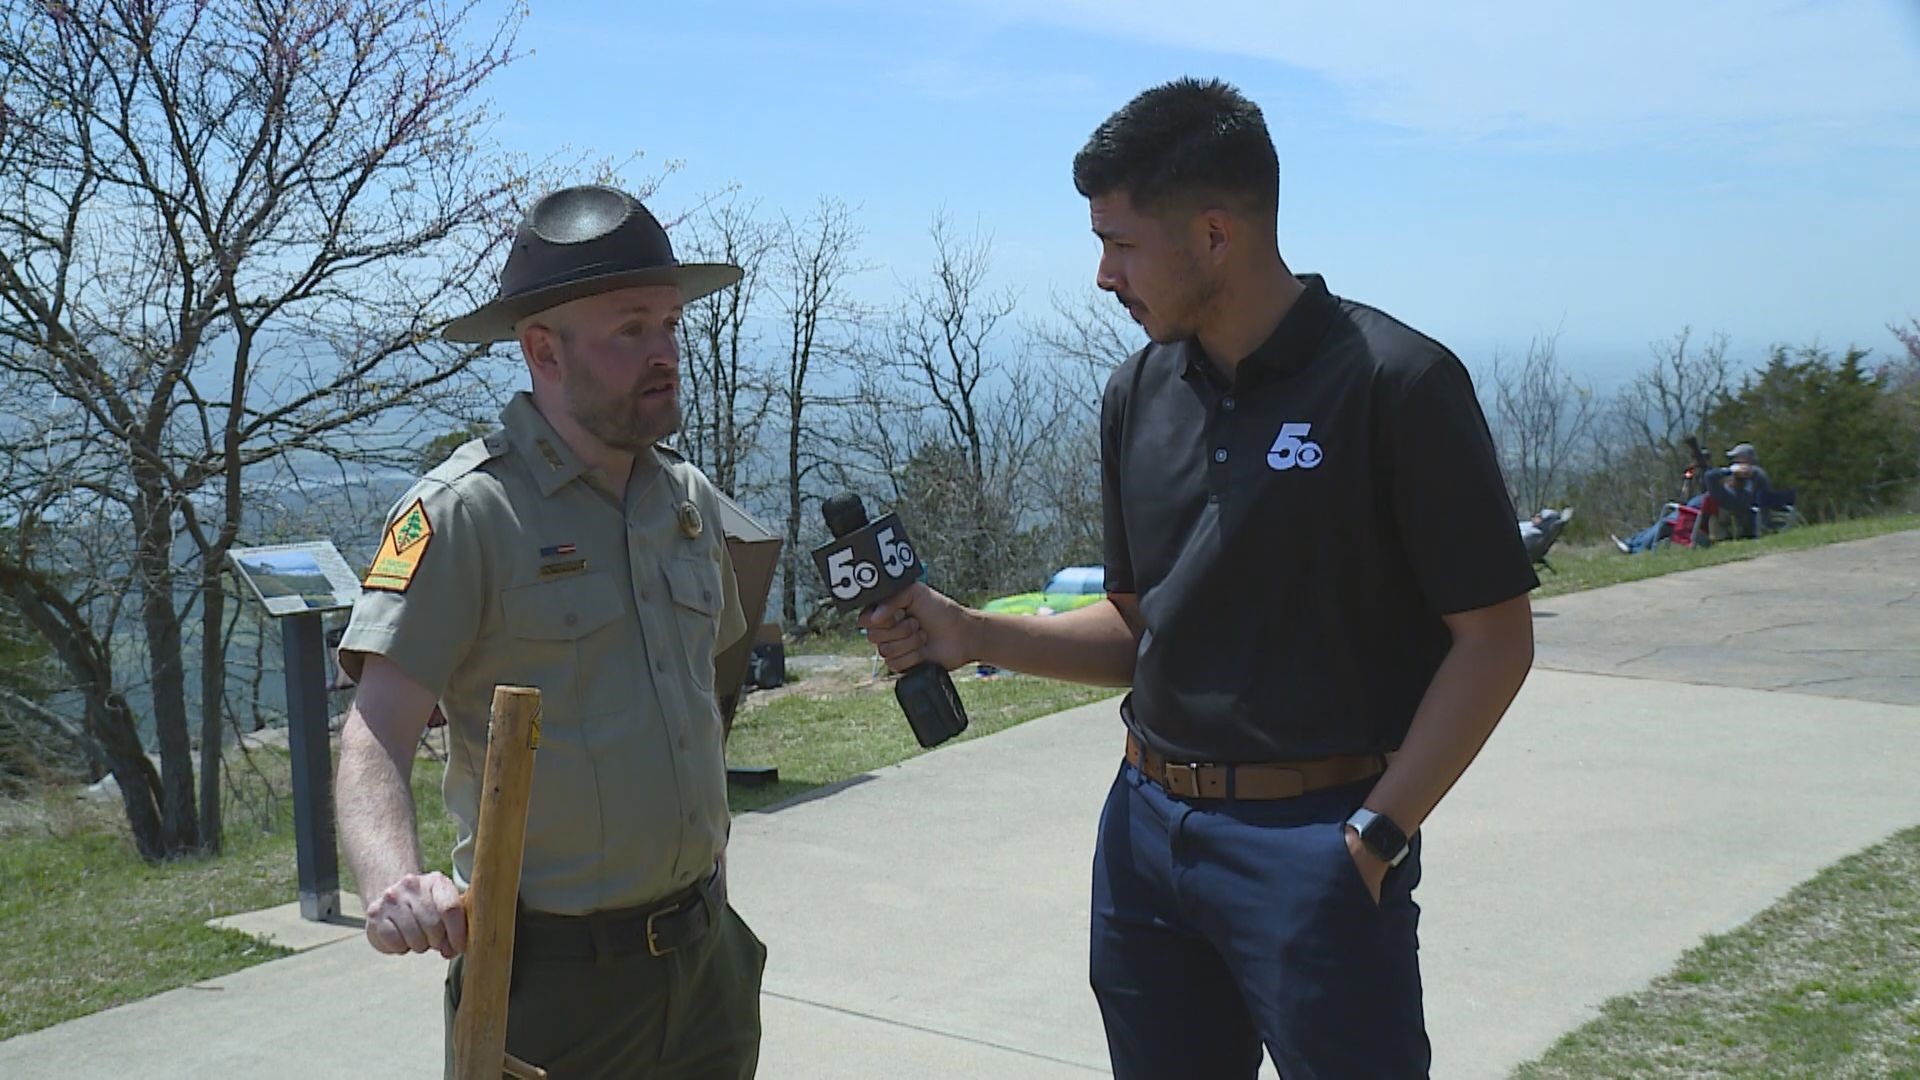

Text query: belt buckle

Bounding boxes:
[645,901,683,957]
[1162,762,1200,798]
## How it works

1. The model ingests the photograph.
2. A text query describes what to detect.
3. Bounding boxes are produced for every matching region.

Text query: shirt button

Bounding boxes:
[563,613,578,627]
[686,814,698,826]
[640,588,652,603]
[702,589,713,603]
[1207,492,1220,504]
[1213,448,1228,463]
[654,658,667,674]
[1222,397,1236,411]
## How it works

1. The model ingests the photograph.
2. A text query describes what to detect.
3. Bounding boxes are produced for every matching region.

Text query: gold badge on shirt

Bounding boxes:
[678,500,703,539]
[363,500,431,593]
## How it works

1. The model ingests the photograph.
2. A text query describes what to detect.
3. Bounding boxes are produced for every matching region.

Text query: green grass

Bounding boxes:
[0,748,451,1042]
[787,627,881,658]
[1513,826,1920,1079]
[724,672,1119,812]
[1534,514,1920,599]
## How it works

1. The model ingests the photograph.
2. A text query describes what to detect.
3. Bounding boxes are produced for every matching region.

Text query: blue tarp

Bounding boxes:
[1043,565,1105,595]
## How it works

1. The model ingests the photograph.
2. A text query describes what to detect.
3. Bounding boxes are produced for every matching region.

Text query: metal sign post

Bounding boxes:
[227,540,365,922]
[280,610,340,920]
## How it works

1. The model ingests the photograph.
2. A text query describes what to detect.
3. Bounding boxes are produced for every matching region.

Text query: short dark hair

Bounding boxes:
[1073,77,1279,218]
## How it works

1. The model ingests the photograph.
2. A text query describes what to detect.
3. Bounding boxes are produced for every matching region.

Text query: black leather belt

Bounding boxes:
[516,863,726,961]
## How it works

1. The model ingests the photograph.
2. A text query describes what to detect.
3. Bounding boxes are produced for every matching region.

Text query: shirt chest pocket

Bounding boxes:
[664,554,723,691]
[499,572,627,719]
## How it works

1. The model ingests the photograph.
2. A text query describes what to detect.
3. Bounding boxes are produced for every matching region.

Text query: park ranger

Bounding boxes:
[335,184,765,1079]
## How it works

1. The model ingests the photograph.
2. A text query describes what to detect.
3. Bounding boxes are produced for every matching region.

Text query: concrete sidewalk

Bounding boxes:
[4,531,1918,1079]
[1532,527,1920,706]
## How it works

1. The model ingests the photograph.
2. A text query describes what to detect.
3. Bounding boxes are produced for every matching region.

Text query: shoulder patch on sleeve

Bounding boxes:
[363,499,433,593]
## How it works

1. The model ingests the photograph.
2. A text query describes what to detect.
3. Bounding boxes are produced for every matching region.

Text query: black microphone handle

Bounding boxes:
[894,661,969,749]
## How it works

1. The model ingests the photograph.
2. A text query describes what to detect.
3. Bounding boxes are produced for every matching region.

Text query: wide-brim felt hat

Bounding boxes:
[443,185,743,344]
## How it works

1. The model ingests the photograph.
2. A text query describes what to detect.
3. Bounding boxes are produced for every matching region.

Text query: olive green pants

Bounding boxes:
[445,904,767,1079]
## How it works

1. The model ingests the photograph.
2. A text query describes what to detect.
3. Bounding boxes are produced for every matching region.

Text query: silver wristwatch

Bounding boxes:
[1345,807,1411,867]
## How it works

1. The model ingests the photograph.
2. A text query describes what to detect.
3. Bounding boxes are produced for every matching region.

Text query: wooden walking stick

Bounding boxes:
[452,686,548,1080]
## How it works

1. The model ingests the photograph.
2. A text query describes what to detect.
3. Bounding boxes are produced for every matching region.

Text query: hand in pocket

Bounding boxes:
[1341,825,1388,906]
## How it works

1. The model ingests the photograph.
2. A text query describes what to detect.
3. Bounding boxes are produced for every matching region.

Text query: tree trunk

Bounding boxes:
[784,410,802,625]
[94,690,169,862]
[197,572,227,854]
[133,478,198,855]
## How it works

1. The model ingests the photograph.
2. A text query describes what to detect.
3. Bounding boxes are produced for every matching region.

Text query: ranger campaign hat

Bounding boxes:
[443,185,742,344]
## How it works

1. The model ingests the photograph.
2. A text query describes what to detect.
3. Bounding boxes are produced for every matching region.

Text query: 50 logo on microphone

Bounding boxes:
[813,513,923,608]
[824,546,880,600]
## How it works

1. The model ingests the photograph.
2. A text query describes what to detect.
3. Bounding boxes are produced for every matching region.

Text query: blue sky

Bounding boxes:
[473,0,1920,389]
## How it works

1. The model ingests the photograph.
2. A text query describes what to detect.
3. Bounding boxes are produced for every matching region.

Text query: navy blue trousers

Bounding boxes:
[1090,761,1429,1079]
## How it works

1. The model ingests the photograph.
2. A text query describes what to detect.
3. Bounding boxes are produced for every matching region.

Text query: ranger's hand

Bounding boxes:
[365,870,468,959]
[860,583,975,673]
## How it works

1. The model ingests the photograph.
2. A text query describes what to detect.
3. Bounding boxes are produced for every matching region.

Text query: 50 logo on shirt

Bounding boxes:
[1266,422,1324,471]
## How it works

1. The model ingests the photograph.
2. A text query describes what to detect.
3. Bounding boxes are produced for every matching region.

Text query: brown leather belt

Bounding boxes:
[516,862,725,960]
[1125,732,1387,800]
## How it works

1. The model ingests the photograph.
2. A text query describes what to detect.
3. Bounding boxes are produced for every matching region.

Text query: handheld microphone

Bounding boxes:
[815,493,969,749]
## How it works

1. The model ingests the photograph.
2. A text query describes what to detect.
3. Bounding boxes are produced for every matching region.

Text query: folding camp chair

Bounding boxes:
[1754,487,1802,535]
[1523,508,1574,574]
[1668,494,1718,548]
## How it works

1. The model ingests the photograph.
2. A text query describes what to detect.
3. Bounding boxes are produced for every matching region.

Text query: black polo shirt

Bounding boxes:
[1101,275,1536,763]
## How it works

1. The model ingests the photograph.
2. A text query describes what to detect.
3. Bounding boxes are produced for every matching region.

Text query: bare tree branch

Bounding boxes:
[678,192,777,498]
[0,0,568,857]
[771,198,869,624]
[1486,330,1597,515]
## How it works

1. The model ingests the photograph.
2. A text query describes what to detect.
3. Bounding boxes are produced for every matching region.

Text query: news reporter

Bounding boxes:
[864,77,1535,1079]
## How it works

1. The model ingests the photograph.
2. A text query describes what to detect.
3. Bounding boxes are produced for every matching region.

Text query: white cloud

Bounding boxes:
[955,0,1920,144]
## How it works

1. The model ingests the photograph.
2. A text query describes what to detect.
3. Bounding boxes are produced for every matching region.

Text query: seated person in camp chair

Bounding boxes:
[1611,492,1712,555]
[1518,507,1573,571]
[1701,443,1774,539]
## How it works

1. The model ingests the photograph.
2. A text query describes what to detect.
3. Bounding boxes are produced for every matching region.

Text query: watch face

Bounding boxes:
[1361,814,1407,861]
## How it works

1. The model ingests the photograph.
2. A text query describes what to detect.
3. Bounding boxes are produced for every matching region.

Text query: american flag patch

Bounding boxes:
[539,543,577,558]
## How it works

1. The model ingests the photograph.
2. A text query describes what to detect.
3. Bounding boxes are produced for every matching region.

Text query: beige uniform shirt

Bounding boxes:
[340,393,748,915]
